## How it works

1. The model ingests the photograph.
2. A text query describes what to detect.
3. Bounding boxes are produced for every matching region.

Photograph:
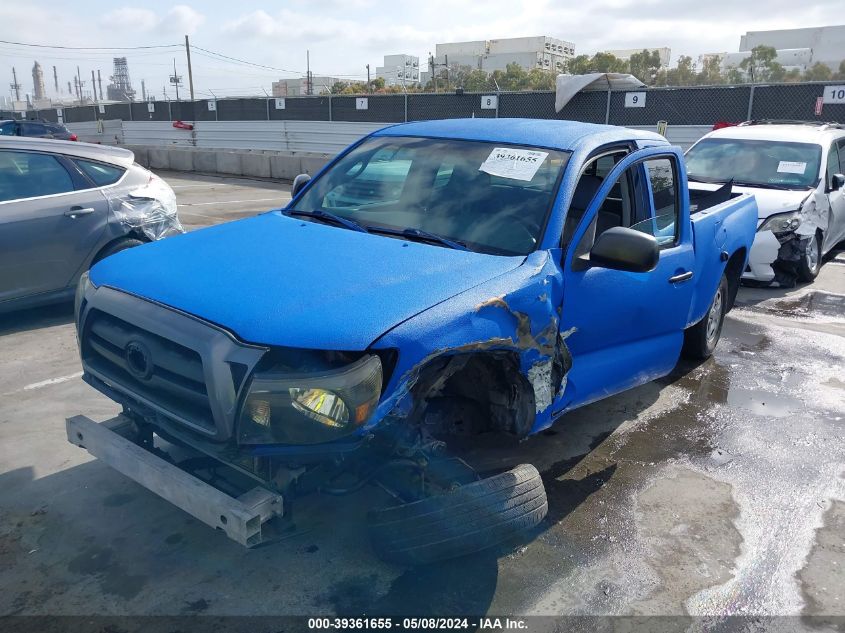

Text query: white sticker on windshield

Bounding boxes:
[479,147,549,182]
[777,160,807,174]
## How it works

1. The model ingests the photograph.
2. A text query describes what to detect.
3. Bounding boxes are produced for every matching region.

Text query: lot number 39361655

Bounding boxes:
[824,86,845,104]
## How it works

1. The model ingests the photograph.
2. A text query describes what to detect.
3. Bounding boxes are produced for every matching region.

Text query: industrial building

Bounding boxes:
[271,76,343,96]
[435,36,575,74]
[376,54,420,87]
[106,57,135,102]
[602,47,671,68]
[739,25,845,70]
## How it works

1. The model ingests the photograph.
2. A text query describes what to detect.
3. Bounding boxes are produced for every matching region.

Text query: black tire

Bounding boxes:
[797,232,822,283]
[368,463,547,566]
[92,238,144,265]
[682,274,728,360]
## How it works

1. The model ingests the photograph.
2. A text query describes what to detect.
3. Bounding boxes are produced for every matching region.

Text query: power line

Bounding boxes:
[0,39,181,51]
[191,45,305,75]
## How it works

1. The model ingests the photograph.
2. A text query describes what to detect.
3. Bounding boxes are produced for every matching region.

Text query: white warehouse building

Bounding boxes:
[435,36,575,74]
[738,25,845,70]
[376,54,420,87]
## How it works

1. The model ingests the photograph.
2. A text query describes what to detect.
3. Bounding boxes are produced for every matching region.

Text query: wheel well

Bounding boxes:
[409,351,536,438]
[723,247,746,311]
[92,234,148,265]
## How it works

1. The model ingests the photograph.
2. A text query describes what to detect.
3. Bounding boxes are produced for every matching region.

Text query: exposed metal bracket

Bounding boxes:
[66,414,283,547]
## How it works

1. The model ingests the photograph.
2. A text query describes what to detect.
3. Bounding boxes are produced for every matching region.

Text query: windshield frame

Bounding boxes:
[685,136,822,191]
[286,134,571,256]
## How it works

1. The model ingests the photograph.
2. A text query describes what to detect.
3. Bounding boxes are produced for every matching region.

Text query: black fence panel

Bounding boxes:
[216,98,268,121]
[269,97,330,121]
[130,101,170,121]
[500,91,608,123]
[34,109,60,123]
[102,103,131,121]
[408,93,497,121]
[751,83,845,122]
[331,95,405,122]
[609,86,752,126]
[62,106,96,123]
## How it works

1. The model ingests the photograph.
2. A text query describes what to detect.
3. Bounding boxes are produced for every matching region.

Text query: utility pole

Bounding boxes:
[141,79,146,102]
[306,50,313,96]
[445,54,449,90]
[170,59,182,101]
[52,65,58,94]
[91,70,97,102]
[97,70,103,101]
[76,66,83,101]
[366,63,370,93]
[67,81,72,96]
[184,35,195,101]
[10,67,21,101]
[429,53,435,93]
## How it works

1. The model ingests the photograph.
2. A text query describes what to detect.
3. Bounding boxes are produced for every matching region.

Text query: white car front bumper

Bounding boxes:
[741,230,781,283]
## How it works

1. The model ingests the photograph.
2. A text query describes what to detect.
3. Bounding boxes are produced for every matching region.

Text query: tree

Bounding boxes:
[589,52,628,74]
[836,60,845,80]
[491,63,529,91]
[566,55,592,74]
[464,69,492,92]
[629,49,662,84]
[804,62,832,81]
[526,68,556,90]
[739,45,779,82]
[696,55,724,85]
[330,81,348,94]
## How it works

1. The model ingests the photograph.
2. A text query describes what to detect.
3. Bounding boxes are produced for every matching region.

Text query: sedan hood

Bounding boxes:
[90,212,524,349]
[689,182,813,220]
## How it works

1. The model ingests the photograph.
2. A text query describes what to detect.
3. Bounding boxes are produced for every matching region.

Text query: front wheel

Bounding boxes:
[367,463,547,565]
[797,232,822,283]
[682,274,728,360]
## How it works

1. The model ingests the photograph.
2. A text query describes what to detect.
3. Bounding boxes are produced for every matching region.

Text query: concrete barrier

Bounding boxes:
[124,145,332,181]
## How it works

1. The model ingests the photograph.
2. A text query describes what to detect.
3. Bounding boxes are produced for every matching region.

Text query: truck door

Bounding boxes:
[557,147,696,411]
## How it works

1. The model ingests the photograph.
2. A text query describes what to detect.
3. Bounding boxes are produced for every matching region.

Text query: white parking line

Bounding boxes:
[177,196,288,208]
[3,372,84,396]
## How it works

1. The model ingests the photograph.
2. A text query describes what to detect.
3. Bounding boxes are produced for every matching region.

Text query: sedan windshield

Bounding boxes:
[685,137,821,190]
[290,136,570,255]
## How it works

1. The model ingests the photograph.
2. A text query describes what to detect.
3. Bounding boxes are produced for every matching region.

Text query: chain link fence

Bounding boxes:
[3,81,844,129]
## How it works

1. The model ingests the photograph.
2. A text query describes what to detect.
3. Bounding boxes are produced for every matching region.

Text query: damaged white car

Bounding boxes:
[686,121,845,287]
[0,137,182,312]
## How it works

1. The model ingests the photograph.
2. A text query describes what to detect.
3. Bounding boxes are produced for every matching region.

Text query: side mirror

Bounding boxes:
[831,173,845,191]
[589,226,659,273]
[292,173,311,198]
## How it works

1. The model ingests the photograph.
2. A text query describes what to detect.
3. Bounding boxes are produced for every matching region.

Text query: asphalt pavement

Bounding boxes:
[0,171,843,625]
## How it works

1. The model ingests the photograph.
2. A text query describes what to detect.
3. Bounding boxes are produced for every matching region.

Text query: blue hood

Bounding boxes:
[90,212,524,350]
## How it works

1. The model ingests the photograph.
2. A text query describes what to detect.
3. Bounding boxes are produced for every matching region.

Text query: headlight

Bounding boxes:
[759,211,802,234]
[74,270,96,324]
[238,354,382,445]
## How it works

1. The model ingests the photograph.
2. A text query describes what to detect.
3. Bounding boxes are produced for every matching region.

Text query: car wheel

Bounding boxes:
[92,238,144,265]
[682,274,728,360]
[367,463,547,565]
[797,232,822,283]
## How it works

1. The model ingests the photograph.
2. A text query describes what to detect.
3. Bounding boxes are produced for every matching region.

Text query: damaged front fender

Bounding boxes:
[104,175,184,241]
[370,250,572,436]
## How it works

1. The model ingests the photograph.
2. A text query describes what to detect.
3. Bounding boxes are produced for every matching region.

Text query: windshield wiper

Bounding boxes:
[285,209,369,233]
[731,180,797,191]
[367,225,470,251]
[686,175,720,183]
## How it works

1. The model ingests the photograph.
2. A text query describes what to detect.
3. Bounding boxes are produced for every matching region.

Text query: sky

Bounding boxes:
[0,0,840,102]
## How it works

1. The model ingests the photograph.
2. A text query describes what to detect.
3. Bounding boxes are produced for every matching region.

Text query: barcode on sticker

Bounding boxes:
[777,161,806,174]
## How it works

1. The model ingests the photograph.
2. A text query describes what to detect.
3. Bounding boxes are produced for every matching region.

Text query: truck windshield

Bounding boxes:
[290,136,570,255]
[685,138,821,190]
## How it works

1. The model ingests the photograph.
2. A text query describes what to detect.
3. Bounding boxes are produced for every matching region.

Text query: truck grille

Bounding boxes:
[82,309,215,433]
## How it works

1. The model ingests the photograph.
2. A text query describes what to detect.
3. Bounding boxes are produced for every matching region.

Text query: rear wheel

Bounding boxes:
[797,232,822,283]
[682,274,728,360]
[368,463,547,565]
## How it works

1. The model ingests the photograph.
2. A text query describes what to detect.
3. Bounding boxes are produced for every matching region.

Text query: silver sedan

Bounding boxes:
[0,137,182,312]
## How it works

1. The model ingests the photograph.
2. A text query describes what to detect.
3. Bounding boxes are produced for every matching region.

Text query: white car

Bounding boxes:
[685,121,845,287]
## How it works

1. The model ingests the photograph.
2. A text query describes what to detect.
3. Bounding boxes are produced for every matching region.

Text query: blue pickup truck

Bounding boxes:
[69,119,757,563]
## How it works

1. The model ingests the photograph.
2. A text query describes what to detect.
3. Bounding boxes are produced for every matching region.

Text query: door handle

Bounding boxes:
[669,271,694,283]
[65,206,95,218]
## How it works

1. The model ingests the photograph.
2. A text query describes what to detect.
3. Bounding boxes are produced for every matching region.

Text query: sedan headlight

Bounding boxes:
[759,211,802,234]
[238,354,382,445]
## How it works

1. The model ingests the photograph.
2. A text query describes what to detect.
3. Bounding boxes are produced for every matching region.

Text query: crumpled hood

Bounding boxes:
[90,212,524,349]
[690,182,813,220]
